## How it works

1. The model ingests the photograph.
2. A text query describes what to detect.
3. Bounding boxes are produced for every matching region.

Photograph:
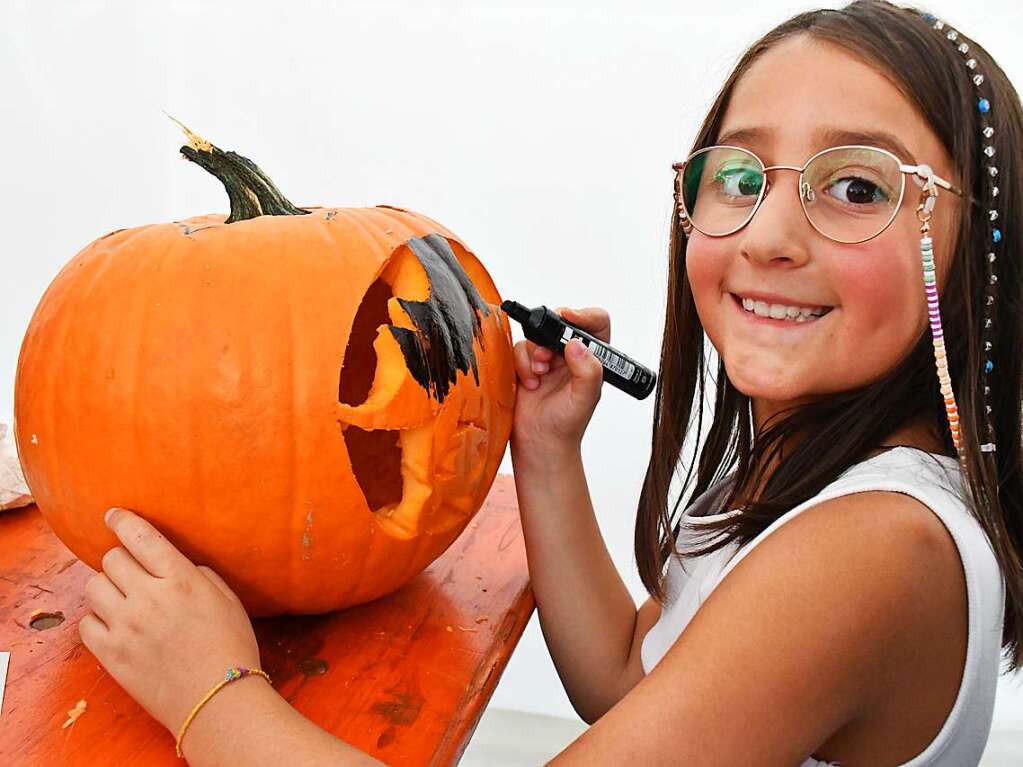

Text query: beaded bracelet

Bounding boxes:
[175,666,273,758]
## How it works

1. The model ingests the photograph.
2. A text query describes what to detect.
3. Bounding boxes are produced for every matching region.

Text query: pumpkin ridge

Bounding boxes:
[335,206,404,269]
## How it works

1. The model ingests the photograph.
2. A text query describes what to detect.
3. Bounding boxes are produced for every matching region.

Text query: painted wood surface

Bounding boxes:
[0,474,533,766]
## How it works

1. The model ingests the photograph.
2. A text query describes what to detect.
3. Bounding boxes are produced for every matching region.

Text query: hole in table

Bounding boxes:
[29,611,65,630]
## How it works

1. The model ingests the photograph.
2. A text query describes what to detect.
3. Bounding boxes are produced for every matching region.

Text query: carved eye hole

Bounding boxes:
[340,276,403,516]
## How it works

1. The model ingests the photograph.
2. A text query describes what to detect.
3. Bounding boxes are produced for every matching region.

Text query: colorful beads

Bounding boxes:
[921,237,963,461]
[920,12,998,460]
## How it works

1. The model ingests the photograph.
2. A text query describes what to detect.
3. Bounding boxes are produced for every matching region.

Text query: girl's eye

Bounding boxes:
[826,176,891,205]
[713,166,763,198]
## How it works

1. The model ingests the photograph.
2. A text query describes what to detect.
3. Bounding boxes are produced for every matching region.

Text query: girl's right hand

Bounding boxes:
[510,306,609,457]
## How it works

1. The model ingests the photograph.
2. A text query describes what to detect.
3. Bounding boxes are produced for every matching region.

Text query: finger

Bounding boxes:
[105,508,190,579]
[100,546,151,596]
[526,341,553,363]
[84,572,127,626]
[512,340,540,389]
[560,306,611,343]
[557,307,611,343]
[529,350,550,374]
[524,341,556,376]
[197,565,243,604]
[563,338,604,405]
[79,612,110,651]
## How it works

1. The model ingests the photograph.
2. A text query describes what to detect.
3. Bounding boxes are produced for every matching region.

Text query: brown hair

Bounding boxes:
[635,0,1023,671]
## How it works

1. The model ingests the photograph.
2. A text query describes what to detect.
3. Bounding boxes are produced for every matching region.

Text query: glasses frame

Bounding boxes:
[671,144,963,245]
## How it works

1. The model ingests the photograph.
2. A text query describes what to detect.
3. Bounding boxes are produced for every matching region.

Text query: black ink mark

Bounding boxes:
[388,234,490,404]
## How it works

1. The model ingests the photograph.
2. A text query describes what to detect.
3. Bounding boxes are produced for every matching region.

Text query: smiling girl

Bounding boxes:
[82,2,1022,765]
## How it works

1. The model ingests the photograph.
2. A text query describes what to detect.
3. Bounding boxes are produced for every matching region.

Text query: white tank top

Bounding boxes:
[640,447,1006,766]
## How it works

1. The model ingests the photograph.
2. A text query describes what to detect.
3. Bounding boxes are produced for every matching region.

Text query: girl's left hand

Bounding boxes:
[79,507,262,735]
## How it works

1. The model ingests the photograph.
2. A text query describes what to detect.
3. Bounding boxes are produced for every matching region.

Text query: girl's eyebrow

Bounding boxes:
[715,125,919,165]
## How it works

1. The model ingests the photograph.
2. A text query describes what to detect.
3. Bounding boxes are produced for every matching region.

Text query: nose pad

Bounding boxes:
[801,181,815,203]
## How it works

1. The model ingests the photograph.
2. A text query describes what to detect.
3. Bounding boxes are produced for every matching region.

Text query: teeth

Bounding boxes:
[739,295,829,322]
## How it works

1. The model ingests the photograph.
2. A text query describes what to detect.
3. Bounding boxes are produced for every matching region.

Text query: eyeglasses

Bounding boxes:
[671,144,963,244]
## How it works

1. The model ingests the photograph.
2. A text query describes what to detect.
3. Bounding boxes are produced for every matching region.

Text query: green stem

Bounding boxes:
[169,115,310,223]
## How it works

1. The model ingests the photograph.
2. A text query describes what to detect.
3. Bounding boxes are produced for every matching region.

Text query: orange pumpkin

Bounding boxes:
[13,124,516,616]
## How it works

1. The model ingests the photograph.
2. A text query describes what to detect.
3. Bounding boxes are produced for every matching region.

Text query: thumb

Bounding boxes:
[563,339,603,401]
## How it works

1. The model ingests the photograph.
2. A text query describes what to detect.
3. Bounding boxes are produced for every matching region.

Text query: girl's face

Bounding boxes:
[686,35,960,431]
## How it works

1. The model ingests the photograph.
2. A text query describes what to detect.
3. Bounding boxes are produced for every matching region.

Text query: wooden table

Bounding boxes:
[0,474,533,766]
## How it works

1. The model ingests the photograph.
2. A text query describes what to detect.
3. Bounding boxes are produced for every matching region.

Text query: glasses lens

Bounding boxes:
[681,147,764,235]
[801,147,904,242]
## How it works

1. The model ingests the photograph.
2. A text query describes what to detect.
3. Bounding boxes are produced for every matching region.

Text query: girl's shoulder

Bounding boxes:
[721,446,1005,757]
[644,447,1004,764]
[635,472,971,765]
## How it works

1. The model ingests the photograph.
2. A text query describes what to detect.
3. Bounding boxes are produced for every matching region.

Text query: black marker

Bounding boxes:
[500,300,657,400]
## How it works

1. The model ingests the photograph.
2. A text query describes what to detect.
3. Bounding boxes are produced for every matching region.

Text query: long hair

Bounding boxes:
[635,0,1023,671]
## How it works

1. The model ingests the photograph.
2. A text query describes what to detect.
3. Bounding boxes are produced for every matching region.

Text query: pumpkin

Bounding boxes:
[13,121,516,616]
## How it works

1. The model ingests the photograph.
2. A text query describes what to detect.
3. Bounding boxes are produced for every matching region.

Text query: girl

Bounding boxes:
[80,1,1022,765]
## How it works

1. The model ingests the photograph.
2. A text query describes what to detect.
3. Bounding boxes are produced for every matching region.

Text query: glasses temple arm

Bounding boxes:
[899,163,964,196]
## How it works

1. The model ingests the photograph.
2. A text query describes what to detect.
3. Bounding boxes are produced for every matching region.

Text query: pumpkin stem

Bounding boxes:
[166,113,311,224]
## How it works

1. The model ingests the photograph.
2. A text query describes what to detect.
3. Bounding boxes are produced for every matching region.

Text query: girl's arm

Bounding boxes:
[509,305,651,723]
[512,442,645,724]
[177,673,383,767]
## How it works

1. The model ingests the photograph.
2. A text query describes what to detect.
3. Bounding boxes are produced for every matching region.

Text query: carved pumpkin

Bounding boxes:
[13,124,515,616]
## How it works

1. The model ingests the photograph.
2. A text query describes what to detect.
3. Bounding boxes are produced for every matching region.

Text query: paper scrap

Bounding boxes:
[0,422,33,511]
[0,652,9,716]
[62,699,87,729]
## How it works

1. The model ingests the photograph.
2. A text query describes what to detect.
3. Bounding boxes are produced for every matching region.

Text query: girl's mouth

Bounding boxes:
[730,293,835,327]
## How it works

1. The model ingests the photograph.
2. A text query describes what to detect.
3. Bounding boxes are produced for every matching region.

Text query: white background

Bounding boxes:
[2,0,1021,732]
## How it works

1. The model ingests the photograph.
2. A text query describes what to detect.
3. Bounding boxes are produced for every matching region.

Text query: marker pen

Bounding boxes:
[500,300,657,400]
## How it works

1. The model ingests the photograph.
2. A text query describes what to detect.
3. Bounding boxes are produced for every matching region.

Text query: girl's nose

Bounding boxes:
[736,173,814,268]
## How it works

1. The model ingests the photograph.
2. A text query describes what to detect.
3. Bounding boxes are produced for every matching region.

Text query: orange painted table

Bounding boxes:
[0,474,533,767]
